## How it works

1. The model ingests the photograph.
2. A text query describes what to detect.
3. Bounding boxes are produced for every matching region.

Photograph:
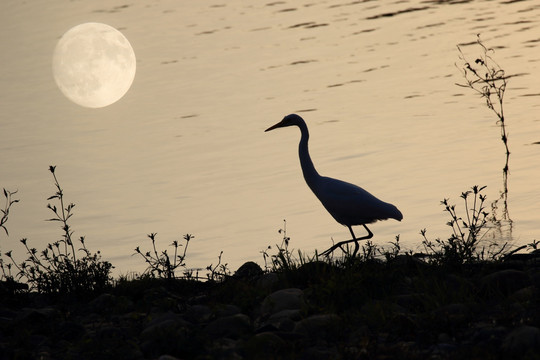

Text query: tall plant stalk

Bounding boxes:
[456,35,517,226]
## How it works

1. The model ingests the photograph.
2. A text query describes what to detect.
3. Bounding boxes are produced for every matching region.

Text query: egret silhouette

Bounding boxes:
[265,114,402,257]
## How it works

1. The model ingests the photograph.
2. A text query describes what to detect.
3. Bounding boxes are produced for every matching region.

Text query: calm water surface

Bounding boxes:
[1,0,540,275]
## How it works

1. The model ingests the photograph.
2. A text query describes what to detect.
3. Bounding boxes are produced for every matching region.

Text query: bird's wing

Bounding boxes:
[315,177,397,225]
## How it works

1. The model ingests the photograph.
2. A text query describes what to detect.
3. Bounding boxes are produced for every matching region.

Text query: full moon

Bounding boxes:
[52,22,136,108]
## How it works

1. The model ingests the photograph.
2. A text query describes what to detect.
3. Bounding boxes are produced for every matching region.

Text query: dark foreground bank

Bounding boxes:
[1,253,539,360]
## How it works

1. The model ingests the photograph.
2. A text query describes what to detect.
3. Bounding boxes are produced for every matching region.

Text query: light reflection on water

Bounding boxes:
[1,0,540,275]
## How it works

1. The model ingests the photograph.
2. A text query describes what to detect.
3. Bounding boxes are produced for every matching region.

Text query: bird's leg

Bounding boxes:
[350,226,360,257]
[322,225,373,257]
[338,226,359,256]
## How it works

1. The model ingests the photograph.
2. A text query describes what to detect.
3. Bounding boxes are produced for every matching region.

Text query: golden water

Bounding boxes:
[1,0,540,275]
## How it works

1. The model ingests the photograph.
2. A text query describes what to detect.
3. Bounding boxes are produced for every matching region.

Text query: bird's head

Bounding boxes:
[265,114,304,132]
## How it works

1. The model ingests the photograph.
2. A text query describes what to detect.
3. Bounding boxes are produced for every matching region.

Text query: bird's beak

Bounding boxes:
[265,121,284,132]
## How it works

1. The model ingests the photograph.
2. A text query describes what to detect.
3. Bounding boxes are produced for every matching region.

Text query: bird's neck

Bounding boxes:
[298,121,320,189]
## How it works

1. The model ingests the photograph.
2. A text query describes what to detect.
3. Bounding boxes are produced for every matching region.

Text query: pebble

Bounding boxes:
[204,313,252,339]
[480,269,531,296]
[293,313,341,340]
[502,325,540,357]
[244,331,288,358]
[261,288,305,315]
[265,308,302,331]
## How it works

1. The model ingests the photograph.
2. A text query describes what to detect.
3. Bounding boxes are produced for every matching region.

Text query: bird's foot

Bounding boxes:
[320,244,340,257]
[320,239,359,257]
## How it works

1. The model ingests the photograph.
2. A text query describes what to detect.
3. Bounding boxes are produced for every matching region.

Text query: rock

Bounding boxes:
[141,319,182,342]
[158,355,181,360]
[389,254,428,270]
[264,309,302,332]
[0,279,28,293]
[393,293,426,312]
[390,313,418,337]
[502,326,540,357]
[471,323,508,346]
[360,300,405,326]
[433,303,470,327]
[529,269,540,288]
[57,320,86,341]
[257,272,279,291]
[88,293,134,314]
[88,293,116,309]
[261,288,304,315]
[143,286,177,312]
[234,261,263,279]
[296,261,333,280]
[504,250,540,264]
[300,345,339,360]
[213,303,241,318]
[206,338,242,359]
[429,342,457,357]
[183,304,211,324]
[480,269,531,297]
[244,332,288,358]
[445,273,474,294]
[140,313,193,358]
[510,285,539,303]
[204,313,252,339]
[294,313,341,341]
[18,307,60,324]
[146,312,191,329]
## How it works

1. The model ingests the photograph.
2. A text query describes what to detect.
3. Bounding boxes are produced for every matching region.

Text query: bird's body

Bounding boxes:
[265,114,402,256]
[311,176,402,227]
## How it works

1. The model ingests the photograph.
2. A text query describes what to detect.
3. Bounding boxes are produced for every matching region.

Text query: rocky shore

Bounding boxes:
[1,254,539,359]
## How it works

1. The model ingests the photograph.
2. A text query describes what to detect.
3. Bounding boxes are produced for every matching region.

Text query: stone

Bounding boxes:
[471,323,507,346]
[293,313,341,341]
[146,312,191,329]
[433,303,470,327]
[502,326,540,357]
[300,345,339,360]
[158,355,181,360]
[510,285,539,303]
[393,293,426,312]
[234,261,263,279]
[480,269,531,297]
[183,304,211,324]
[214,303,241,318]
[257,272,279,291]
[266,309,302,331]
[244,332,288,358]
[57,320,86,341]
[140,316,192,358]
[88,293,134,314]
[18,307,60,324]
[261,288,304,315]
[204,313,252,339]
[390,313,418,337]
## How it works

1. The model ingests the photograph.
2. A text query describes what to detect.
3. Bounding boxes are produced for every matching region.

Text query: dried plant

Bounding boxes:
[135,233,194,279]
[2,166,113,294]
[206,250,230,282]
[456,35,518,225]
[1,188,19,236]
[421,185,507,264]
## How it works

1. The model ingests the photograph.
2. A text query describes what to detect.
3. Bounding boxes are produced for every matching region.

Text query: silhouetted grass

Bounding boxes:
[133,232,231,282]
[456,34,518,227]
[0,188,19,237]
[419,185,507,266]
[134,233,195,279]
[1,166,113,295]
